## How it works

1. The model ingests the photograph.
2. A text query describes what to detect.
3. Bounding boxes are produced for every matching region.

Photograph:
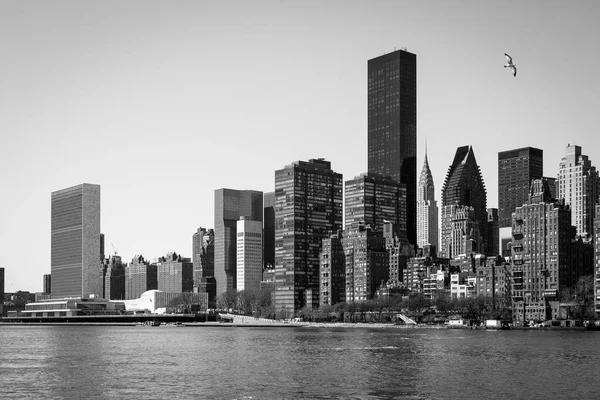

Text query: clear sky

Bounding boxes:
[1,0,599,292]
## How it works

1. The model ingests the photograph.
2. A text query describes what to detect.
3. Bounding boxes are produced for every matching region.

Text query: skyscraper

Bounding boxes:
[192,227,214,288]
[214,189,263,296]
[417,150,438,250]
[236,218,263,292]
[263,192,275,268]
[498,147,543,256]
[125,255,157,300]
[486,208,499,256]
[440,146,487,258]
[345,172,407,239]
[157,252,193,293]
[51,183,101,299]
[594,205,600,314]
[367,49,417,246]
[274,159,343,313]
[558,144,599,238]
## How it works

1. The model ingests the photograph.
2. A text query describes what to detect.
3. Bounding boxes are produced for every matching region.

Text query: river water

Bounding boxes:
[0,325,598,399]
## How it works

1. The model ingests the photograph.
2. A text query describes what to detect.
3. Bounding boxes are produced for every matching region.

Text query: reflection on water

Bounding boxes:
[1,325,599,399]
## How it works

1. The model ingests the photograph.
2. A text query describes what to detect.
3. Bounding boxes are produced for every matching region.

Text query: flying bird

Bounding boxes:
[504,53,517,77]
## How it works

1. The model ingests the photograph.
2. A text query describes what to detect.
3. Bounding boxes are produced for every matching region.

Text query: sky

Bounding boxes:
[1,0,599,292]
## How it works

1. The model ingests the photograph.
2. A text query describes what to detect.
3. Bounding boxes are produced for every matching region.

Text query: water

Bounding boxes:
[1,325,599,399]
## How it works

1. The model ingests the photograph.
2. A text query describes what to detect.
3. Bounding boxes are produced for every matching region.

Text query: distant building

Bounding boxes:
[440,146,487,257]
[0,267,4,304]
[557,144,599,238]
[417,150,439,250]
[545,177,557,201]
[214,189,263,296]
[448,206,481,258]
[487,208,499,256]
[263,192,276,269]
[367,48,417,246]
[125,255,157,300]
[51,183,102,299]
[498,147,543,228]
[43,274,51,295]
[195,277,216,309]
[274,159,343,313]
[404,255,450,296]
[345,172,407,240]
[385,221,415,286]
[157,252,193,293]
[192,227,214,287]
[236,218,263,292]
[102,255,126,300]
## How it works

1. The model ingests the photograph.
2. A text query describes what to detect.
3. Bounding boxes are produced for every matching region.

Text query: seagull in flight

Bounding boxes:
[504,53,517,77]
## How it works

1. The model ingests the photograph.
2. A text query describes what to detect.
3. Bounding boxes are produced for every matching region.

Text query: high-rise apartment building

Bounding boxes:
[51,183,102,299]
[157,252,193,293]
[192,227,214,288]
[345,172,407,239]
[511,179,572,322]
[319,232,346,306]
[125,255,157,300]
[367,49,417,246]
[102,255,125,300]
[440,146,487,257]
[263,192,276,268]
[274,159,343,313]
[236,218,263,292]
[214,189,263,296]
[448,206,481,258]
[557,144,599,238]
[43,274,51,295]
[417,150,438,249]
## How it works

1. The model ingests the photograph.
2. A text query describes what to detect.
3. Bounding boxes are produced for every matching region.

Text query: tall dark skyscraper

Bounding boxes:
[274,159,343,313]
[214,189,263,296]
[498,147,543,228]
[0,267,4,304]
[43,274,51,295]
[367,49,417,247]
[440,146,487,257]
[263,192,275,269]
[51,183,102,299]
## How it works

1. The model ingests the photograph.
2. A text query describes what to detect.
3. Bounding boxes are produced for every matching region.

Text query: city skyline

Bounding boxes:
[1,1,600,292]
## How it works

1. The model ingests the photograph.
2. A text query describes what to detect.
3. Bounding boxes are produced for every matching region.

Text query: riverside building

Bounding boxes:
[125,255,157,300]
[236,218,263,292]
[51,183,102,299]
[274,159,343,313]
[367,48,417,246]
[157,252,193,293]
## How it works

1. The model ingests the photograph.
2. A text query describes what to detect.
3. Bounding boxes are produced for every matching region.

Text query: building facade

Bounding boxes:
[125,255,157,300]
[595,205,600,314]
[263,192,276,269]
[0,267,4,304]
[51,183,102,299]
[511,179,572,322]
[487,208,499,256]
[102,255,125,300]
[214,189,263,296]
[416,150,438,250]
[557,144,599,238]
[367,49,417,247]
[345,172,407,239]
[43,274,51,295]
[319,232,346,306]
[192,227,214,289]
[157,252,193,293]
[440,146,487,258]
[236,218,263,292]
[274,159,343,313]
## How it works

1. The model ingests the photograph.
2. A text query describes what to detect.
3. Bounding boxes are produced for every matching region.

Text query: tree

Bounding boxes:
[572,275,596,321]
[218,289,238,312]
